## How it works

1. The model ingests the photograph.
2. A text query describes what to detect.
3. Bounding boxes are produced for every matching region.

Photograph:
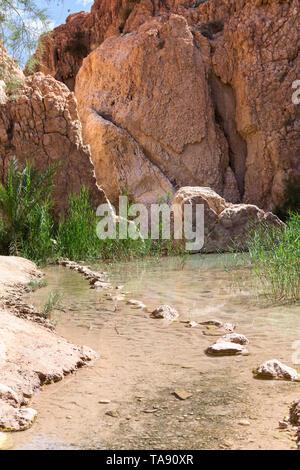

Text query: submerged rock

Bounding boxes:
[126,299,147,310]
[151,305,179,321]
[253,360,300,381]
[217,333,249,346]
[200,319,236,332]
[206,341,248,356]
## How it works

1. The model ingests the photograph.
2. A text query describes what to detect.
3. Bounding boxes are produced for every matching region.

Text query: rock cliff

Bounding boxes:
[33,0,299,211]
[0,46,105,212]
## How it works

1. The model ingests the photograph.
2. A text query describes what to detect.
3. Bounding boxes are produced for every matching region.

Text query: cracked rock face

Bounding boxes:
[0,50,105,212]
[76,15,230,207]
[37,0,299,211]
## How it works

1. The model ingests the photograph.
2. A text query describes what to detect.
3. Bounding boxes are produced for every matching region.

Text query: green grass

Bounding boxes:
[248,212,300,303]
[42,291,61,317]
[27,279,47,291]
[0,160,184,264]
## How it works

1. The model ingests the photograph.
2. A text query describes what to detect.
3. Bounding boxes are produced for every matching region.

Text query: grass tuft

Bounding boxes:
[248,212,300,303]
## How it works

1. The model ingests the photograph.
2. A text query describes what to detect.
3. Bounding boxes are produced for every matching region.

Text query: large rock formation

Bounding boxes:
[35,0,300,212]
[0,47,105,213]
[76,15,232,206]
[171,186,283,253]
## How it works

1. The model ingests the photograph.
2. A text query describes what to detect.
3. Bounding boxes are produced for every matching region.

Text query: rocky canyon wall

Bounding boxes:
[0,46,105,212]
[22,0,300,210]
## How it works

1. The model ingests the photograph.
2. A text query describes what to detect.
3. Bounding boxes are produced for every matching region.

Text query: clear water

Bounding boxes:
[12,254,300,450]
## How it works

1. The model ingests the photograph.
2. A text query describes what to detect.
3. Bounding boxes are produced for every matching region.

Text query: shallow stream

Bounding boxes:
[13,254,300,450]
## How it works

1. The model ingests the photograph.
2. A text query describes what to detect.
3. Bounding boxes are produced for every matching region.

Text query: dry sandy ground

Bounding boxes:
[0,256,97,436]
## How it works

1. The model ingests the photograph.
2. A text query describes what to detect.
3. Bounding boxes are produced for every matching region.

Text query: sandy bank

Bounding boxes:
[0,256,97,431]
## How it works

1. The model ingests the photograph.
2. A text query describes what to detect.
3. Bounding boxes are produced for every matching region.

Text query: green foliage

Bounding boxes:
[274,177,300,221]
[0,160,185,264]
[21,202,56,263]
[248,213,300,303]
[0,158,61,257]
[27,279,47,291]
[0,0,54,65]
[56,187,101,261]
[42,290,61,317]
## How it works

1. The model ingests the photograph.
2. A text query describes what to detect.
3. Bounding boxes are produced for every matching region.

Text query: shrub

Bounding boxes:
[0,158,61,257]
[56,187,101,260]
[248,212,300,303]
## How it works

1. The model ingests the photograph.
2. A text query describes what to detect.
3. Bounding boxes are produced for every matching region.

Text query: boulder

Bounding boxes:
[171,186,283,252]
[0,403,37,431]
[253,360,300,381]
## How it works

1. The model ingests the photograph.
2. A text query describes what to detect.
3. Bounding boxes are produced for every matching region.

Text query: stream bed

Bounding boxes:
[12,254,300,450]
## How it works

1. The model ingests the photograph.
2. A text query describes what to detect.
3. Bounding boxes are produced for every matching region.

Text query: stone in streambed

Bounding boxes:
[206,341,248,356]
[173,390,193,401]
[253,359,300,381]
[151,305,179,321]
[126,299,147,310]
[290,398,300,426]
[217,333,249,346]
[91,281,112,289]
[200,319,236,332]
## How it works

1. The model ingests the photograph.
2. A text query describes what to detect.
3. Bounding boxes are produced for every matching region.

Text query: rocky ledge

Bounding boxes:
[0,256,97,431]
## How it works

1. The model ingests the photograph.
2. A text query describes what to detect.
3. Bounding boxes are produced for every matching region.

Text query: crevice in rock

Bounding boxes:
[94,108,175,192]
[209,72,247,198]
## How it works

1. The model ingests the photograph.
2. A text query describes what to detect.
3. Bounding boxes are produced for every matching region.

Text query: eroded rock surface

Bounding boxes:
[151,305,179,321]
[254,360,300,381]
[0,256,98,431]
[290,398,300,426]
[0,44,105,212]
[206,341,248,357]
[35,0,300,211]
[172,186,283,253]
